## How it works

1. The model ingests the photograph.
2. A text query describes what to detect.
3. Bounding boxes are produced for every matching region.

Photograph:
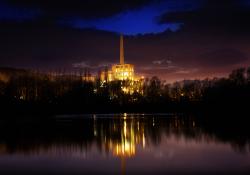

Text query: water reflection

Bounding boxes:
[94,114,146,158]
[0,114,249,174]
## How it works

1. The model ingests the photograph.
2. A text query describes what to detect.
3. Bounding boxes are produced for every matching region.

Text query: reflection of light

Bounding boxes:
[142,133,146,148]
[93,115,97,136]
[124,121,127,138]
[102,116,146,158]
[114,138,135,157]
[94,130,97,136]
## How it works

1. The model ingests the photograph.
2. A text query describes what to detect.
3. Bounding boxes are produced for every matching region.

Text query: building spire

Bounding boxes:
[120,34,125,65]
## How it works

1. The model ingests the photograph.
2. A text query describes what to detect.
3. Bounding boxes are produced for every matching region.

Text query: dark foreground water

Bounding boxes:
[0,114,249,175]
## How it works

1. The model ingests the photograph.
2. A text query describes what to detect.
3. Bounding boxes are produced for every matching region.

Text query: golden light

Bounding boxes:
[98,34,144,94]
[114,139,136,157]
[99,116,147,158]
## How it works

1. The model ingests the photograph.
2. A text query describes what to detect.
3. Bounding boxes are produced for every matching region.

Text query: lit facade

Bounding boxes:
[99,35,144,94]
[111,64,134,81]
[82,75,95,82]
[100,35,136,82]
[111,35,135,81]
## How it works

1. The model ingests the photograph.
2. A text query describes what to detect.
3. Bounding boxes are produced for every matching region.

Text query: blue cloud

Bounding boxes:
[61,0,203,35]
[0,0,205,35]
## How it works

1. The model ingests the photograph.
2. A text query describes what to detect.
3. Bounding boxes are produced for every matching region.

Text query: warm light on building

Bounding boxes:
[100,34,144,93]
[111,64,134,81]
[81,75,96,82]
[100,35,136,82]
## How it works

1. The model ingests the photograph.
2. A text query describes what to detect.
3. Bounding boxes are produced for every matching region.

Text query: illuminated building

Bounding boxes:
[100,35,144,94]
[81,75,96,82]
[111,35,135,81]
[100,35,138,82]
[100,70,113,82]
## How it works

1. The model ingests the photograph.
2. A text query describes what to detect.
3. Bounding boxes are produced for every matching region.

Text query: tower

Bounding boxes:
[111,34,135,82]
[120,35,125,65]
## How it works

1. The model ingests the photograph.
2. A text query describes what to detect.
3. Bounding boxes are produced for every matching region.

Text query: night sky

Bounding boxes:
[1,0,250,82]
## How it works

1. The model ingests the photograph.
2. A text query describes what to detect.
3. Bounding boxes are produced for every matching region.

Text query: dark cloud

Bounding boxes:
[0,20,120,69]
[199,49,249,67]
[158,0,250,35]
[5,0,154,19]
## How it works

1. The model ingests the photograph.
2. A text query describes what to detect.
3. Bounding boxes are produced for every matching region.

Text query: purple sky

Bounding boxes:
[0,0,250,82]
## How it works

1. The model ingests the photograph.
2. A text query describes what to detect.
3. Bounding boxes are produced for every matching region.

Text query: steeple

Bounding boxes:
[120,34,125,65]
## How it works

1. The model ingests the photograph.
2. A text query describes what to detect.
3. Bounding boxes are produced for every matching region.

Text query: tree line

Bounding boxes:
[0,67,250,114]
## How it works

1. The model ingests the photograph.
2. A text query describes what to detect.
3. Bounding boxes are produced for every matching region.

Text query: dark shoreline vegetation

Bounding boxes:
[0,67,250,116]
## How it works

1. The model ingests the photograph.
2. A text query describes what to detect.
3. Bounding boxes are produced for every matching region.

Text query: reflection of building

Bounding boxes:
[97,114,146,158]
[99,114,146,175]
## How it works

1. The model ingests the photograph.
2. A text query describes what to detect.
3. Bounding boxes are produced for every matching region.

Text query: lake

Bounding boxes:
[0,114,249,174]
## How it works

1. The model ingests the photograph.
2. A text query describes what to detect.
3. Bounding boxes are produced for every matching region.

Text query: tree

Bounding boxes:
[170,82,182,100]
[162,84,171,100]
[145,76,162,103]
[229,68,246,86]
[247,67,250,83]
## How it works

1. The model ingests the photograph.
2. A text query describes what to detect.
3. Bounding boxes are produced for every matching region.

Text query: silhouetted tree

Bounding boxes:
[162,84,171,101]
[229,68,246,86]
[170,82,182,100]
[145,76,161,103]
[247,67,250,83]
